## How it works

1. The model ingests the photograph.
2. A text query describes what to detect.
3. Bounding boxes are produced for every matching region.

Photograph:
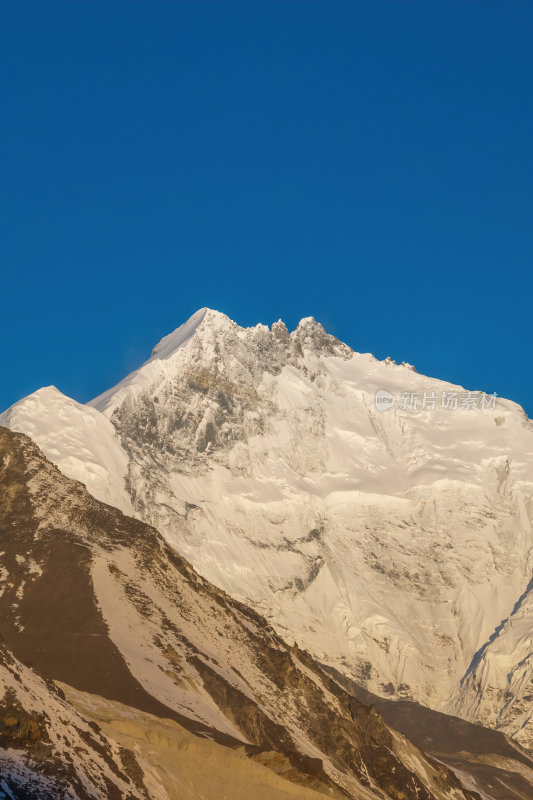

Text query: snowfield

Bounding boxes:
[3,308,533,747]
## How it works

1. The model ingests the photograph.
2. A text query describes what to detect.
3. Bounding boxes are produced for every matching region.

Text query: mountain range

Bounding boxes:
[1,308,533,798]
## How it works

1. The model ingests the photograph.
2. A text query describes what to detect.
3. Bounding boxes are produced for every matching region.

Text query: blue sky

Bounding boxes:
[1,2,532,415]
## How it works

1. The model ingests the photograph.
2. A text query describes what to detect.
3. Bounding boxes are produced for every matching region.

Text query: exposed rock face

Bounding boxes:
[0,426,481,800]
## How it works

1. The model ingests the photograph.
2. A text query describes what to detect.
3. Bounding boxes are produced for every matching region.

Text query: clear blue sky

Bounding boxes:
[1,2,532,415]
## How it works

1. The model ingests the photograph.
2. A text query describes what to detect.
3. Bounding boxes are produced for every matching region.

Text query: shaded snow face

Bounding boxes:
[3,308,533,748]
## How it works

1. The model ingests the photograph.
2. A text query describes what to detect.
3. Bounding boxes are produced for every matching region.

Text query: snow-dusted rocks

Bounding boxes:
[2,308,533,749]
[0,639,147,799]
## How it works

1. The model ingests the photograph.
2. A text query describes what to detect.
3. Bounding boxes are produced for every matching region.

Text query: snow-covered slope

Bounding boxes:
[3,308,533,748]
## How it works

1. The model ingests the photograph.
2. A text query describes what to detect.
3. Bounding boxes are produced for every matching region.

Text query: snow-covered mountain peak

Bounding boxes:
[25,384,64,400]
[3,310,533,751]
[89,309,353,416]
[145,308,351,370]
[0,385,65,417]
[0,384,72,428]
[295,314,319,328]
[291,314,353,358]
[149,307,234,361]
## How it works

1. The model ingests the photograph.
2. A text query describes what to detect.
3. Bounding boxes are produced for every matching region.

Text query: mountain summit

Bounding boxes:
[2,309,533,751]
